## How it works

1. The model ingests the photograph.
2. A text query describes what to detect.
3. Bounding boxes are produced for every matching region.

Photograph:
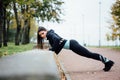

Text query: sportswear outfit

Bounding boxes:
[46,29,114,71]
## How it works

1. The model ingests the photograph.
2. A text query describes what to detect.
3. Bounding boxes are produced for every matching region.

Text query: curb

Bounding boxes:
[54,54,71,80]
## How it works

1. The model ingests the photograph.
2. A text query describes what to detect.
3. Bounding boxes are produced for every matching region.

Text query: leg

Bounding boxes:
[69,40,114,71]
[70,40,104,62]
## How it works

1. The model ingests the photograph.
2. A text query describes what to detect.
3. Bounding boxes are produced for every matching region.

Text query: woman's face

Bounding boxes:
[39,30,47,39]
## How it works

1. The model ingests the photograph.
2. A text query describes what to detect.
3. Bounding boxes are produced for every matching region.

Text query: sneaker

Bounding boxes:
[103,60,114,72]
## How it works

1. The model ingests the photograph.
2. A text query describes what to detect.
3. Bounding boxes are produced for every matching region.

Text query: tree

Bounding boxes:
[13,0,22,45]
[110,0,120,46]
[0,0,4,47]
[3,4,8,47]
[20,0,34,44]
[19,0,64,44]
[1,0,64,46]
[0,0,12,47]
[34,0,64,22]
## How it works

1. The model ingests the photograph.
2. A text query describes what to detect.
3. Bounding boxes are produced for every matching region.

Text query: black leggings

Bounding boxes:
[70,39,101,61]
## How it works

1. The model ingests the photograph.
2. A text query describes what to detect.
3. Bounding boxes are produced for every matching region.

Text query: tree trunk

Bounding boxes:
[21,19,30,44]
[26,19,30,43]
[7,16,10,42]
[13,1,21,45]
[3,7,7,46]
[0,0,4,48]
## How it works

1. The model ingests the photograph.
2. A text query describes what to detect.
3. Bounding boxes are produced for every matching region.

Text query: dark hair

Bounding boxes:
[37,26,47,49]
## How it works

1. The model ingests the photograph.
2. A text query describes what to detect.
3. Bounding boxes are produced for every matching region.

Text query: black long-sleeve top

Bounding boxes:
[46,29,67,54]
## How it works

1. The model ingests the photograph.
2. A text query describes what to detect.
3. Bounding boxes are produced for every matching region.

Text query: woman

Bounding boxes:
[37,26,114,72]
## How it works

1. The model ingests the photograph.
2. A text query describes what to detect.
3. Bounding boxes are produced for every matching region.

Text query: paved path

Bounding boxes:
[58,48,120,80]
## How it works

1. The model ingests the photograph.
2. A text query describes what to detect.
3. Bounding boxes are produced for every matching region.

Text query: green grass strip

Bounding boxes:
[0,43,35,57]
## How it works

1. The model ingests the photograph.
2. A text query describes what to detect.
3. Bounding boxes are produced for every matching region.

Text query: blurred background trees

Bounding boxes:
[0,0,64,48]
[107,0,120,46]
[1,0,119,48]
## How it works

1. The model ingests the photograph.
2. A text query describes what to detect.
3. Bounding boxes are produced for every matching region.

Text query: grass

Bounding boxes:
[88,46,120,51]
[0,43,35,57]
[109,46,120,51]
[0,43,119,57]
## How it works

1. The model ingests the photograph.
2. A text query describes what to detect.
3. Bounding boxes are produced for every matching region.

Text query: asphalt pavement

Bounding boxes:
[58,48,120,80]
